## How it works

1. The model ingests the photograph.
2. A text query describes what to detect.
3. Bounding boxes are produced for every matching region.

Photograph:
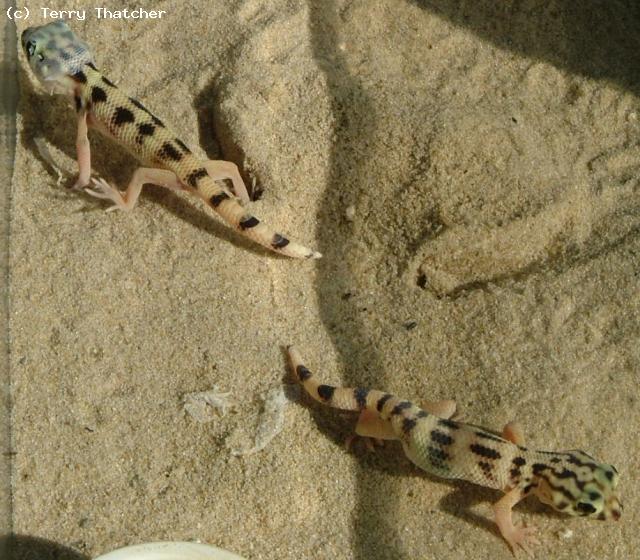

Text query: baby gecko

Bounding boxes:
[21,22,321,259]
[287,346,621,554]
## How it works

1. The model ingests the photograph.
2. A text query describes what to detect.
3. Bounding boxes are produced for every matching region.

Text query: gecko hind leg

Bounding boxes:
[421,399,457,420]
[86,168,183,212]
[346,409,395,451]
[202,160,250,204]
[347,399,458,451]
[502,421,526,446]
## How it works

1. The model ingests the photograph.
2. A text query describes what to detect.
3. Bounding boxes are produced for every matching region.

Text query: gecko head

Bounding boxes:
[533,451,621,521]
[22,22,94,95]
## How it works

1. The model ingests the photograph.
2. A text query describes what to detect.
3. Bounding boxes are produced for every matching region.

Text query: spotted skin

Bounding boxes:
[22,22,321,259]
[287,346,622,554]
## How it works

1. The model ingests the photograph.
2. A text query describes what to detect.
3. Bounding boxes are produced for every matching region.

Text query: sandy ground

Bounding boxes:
[9,1,640,559]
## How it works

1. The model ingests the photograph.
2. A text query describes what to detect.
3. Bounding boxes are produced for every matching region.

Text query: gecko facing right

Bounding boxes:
[22,22,320,259]
[287,346,622,553]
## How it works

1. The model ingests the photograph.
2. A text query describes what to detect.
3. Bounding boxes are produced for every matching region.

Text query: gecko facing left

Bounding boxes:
[287,346,621,554]
[22,22,321,259]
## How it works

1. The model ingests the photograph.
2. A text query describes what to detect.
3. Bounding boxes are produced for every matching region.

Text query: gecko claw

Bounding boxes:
[86,177,130,211]
[505,524,539,557]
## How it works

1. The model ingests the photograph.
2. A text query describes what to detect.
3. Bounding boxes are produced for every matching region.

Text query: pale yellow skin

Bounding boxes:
[22,22,321,259]
[288,346,622,555]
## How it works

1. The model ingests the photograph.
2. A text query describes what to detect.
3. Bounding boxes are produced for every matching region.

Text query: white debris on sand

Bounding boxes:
[183,386,235,422]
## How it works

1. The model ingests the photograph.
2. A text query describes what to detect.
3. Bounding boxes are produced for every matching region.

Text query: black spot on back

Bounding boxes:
[239,216,260,230]
[469,443,501,460]
[317,384,335,402]
[101,75,116,87]
[175,138,191,153]
[512,457,526,467]
[112,107,135,127]
[91,86,107,103]
[158,141,182,162]
[86,62,98,71]
[430,430,453,446]
[402,417,417,434]
[136,123,156,144]
[427,445,450,466]
[532,463,549,475]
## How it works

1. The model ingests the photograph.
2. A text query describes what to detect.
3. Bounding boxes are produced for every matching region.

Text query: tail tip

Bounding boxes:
[287,345,301,363]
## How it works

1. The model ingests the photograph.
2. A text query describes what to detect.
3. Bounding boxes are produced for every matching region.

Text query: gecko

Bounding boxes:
[287,346,622,554]
[21,22,321,259]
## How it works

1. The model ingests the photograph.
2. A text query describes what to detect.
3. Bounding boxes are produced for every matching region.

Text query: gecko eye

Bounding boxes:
[576,502,597,515]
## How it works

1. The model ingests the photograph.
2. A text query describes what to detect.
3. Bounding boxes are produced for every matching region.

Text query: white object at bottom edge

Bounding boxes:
[93,541,247,560]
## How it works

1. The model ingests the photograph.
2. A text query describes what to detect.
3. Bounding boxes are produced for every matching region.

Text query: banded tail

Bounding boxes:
[195,178,321,259]
[287,346,423,424]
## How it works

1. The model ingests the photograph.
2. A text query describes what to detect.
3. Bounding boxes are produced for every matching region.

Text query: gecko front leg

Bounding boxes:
[87,159,249,212]
[72,110,91,190]
[494,487,539,555]
[86,168,183,211]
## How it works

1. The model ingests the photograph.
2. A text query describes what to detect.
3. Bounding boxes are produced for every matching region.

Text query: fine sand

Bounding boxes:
[10,2,639,559]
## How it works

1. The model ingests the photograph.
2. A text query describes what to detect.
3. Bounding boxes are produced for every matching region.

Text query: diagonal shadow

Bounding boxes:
[309,1,639,559]
[411,0,640,96]
[307,3,396,559]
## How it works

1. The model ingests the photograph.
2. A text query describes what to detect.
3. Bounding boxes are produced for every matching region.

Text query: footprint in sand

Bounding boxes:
[406,111,640,297]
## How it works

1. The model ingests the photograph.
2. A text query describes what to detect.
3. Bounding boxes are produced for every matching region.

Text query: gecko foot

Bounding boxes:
[503,524,539,556]
[72,177,90,190]
[85,178,131,212]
